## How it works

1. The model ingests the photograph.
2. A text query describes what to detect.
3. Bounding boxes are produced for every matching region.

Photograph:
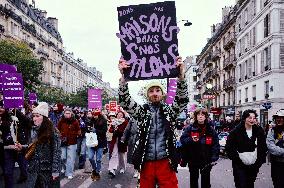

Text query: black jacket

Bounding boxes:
[87,115,107,148]
[225,123,267,168]
[180,122,220,167]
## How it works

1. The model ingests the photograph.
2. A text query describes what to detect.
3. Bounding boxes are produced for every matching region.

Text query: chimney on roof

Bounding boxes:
[40,10,47,18]
[211,24,216,36]
[47,17,58,31]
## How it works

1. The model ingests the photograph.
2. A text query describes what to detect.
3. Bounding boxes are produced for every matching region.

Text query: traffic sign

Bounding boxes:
[262,102,272,110]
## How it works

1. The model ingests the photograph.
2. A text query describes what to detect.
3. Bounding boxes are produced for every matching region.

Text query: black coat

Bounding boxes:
[225,123,267,168]
[180,122,220,167]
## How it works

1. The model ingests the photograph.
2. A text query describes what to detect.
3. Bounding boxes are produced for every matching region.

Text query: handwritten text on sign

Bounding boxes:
[117,1,179,81]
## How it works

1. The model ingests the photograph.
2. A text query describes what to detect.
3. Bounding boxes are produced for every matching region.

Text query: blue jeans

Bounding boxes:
[77,137,86,156]
[61,144,77,177]
[88,147,103,173]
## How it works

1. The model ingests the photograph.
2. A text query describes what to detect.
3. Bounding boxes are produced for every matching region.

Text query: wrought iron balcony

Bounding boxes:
[223,55,236,70]
[212,85,221,94]
[211,67,220,78]
[37,49,49,59]
[194,94,201,101]
[223,32,236,50]
[196,68,201,77]
[211,49,221,61]
[196,81,202,89]
[223,77,236,92]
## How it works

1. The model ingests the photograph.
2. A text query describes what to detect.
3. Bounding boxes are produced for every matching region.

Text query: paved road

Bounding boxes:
[0,156,273,188]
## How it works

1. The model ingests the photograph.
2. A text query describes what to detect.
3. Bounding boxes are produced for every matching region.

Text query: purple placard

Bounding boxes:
[29,93,37,105]
[1,73,24,108]
[0,64,17,90]
[88,88,102,110]
[166,78,177,104]
[117,1,179,81]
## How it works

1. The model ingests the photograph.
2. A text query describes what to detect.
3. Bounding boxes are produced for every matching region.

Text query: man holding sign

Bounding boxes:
[118,56,188,187]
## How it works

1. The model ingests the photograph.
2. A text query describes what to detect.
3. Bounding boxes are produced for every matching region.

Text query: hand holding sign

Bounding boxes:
[118,58,130,75]
[176,56,185,80]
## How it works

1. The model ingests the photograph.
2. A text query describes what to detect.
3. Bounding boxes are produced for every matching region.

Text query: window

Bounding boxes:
[193,76,197,82]
[252,55,256,75]
[252,27,256,46]
[264,13,270,38]
[280,43,284,67]
[244,8,248,24]
[264,81,269,95]
[280,10,284,33]
[245,87,248,99]
[193,68,197,72]
[263,46,271,70]
[248,59,252,78]
[239,64,242,81]
[223,94,225,106]
[238,89,241,104]
[252,85,256,100]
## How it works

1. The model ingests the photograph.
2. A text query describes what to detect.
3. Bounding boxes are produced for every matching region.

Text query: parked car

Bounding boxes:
[218,132,229,154]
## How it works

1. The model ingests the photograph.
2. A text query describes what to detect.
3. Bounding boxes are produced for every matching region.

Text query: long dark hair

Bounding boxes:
[37,116,54,144]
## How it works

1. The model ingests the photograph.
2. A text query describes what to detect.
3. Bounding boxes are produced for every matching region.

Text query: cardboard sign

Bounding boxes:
[117,1,179,81]
[109,101,117,112]
[1,73,24,108]
[88,88,102,110]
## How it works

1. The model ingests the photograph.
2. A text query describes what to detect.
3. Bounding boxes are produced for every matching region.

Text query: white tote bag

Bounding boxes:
[85,132,98,148]
[238,139,257,165]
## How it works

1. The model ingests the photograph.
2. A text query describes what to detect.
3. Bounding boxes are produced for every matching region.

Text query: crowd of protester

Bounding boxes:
[0,55,283,188]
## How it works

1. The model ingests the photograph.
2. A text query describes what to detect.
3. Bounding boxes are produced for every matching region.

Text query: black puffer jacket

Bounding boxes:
[225,123,267,168]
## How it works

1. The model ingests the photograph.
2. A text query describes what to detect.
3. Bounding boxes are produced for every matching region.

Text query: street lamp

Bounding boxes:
[206,83,213,113]
[167,20,192,90]
[177,20,192,27]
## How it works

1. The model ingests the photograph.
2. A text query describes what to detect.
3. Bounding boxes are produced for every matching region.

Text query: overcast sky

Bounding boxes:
[36,0,235,103]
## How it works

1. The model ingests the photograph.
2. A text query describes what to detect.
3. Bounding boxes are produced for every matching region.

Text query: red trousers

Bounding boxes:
[140,159,178,188]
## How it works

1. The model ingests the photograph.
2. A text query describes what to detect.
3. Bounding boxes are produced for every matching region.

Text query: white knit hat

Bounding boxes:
[32,102,49,117]
[145,81,166,97]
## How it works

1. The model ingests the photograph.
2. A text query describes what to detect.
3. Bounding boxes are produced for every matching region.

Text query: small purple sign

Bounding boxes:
[1,73,24,108]
[166,78,177,105]
[29,93,37,105]
[88,88,102,110]
[0,63,17,90]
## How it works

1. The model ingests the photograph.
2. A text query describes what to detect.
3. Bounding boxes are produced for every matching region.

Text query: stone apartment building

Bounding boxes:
[0,0,116,97]
[184,56,199,111]
[196,0,284,127]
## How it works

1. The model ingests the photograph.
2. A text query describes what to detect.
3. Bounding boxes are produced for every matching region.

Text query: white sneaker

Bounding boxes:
[67,176,73,180]
[119,169,125,174]
[109,169,116,177]
[133,171,139,178]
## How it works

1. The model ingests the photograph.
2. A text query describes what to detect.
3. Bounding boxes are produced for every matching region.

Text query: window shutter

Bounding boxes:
[280,10,284,33]
[253,27,256,46]
[268,45,271,68]
[248,59,252,78]
[280,43,284,67]
[261,51,264,73]
[268,13,271,35]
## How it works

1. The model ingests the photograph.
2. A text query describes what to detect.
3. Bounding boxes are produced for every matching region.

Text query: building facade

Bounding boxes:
[197,0,284,127]
[235,0,284,127]
[184,56,199,111]
[0,0,116,97]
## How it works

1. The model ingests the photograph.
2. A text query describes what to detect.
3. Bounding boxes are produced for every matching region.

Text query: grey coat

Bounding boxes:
[266,128,284,162]
[122,118,138,164]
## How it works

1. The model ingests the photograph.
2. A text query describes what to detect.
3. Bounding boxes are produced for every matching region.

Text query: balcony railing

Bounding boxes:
[223,77,236,91]
[196,81,202,89]
[205,70,212,79]
[212,85,221,94]
[37,49,49,58]
[194,94,201,101]
[223,32,236,50]
[224,55,236,70]
[196,68,201,76]
[211,66,220,78]
[211,49,221,61]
